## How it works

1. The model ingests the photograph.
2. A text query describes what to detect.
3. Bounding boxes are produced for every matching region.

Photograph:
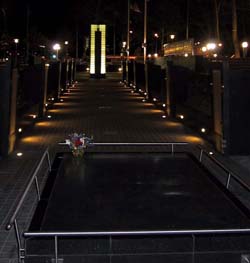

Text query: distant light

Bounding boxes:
[148,54,152,58]
[162,115,167,119]
[170,34,175,40]
[144,92,147,96]
[52,54,57,59]
[60,99,64,102]
[47,115,52,119]
[162,104,166,107]
[242,42,248,48]
[53,43,61,51]
[201,46,207,52]
[154,53,158,58]
[45,63,50,67]
[218,43,223,47]
[139,89,142,92]
[153,98,157,102]
[32,115,37,119]
[154,33,159,38]
[86,67,90,72]
[51,98,55,101]
[209,152,214,155]
[17,152,23,157]
[18,128,22,133]
[201,128,206,133]
[14,38,19,44]
[180,115,184,119]
[64,41,69,45]
[129,30,133,34]
[142,99,146,102]
[118,67,122,72]
[184,53,188,57]
[131,90,134,93]
[213,53,218,58]
[45,103,48,107]
[206,43,216,50]
[122,41,126,48]
[6,58,9,61]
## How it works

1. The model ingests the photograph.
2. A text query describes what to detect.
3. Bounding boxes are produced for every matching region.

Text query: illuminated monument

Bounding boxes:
[90,25,106,78]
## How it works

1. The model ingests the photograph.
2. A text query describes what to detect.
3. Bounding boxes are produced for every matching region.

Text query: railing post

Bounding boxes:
[199,149,203,162]
[34,176,41,201]
[54,236,58,263]
[226,173,231,189]
[14,219,25,263]
[171,144,174,155]
[47,150,51,171]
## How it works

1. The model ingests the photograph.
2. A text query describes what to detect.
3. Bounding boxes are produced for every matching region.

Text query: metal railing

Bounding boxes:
[23,228,250,263]
[7,142,250,263]
[198,147,250,192]
[5,148,51,262]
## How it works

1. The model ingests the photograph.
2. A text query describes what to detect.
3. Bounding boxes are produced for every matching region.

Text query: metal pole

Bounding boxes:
[186,0,190,40]
[54,236,58,263]
[144,0,149,99]
[126,0,130,85]
[34,176,41,201]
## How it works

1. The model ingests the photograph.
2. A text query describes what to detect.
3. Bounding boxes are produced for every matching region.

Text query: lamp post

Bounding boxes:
[53,43,61,60]
[64,41,69,58]
[13,38,19,67]
[154,33,159,54]
[242,41,248,58]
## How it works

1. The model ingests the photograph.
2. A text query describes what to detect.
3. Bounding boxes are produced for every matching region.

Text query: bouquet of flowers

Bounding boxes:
[65,133,93,157]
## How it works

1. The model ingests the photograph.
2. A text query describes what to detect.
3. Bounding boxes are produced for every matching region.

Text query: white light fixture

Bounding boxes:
[201,47,207,52]
[170,34,175,40]
[154,53,158,58]
[242,42,248,48]
[47,115,52,119]
[206,43,216,50]
[14,38,19,44]
[180,115,184,119]
[201,128,206,133]
[162,115,167,119]
[184,53,188,57]
[32,115,37,119]
[18,128,22,133]
[64,41,69,45]
[209,152,214,155]
[162,104,166,107]
[17,152,23,157]
[213,54,218,58]
[153,98,157,102]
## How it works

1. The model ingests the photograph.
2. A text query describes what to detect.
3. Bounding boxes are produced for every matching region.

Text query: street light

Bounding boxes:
[242,41,248,58]
[154,33,159,54]
[53,43,61,60]
[170,34,175,40]
[13,38,19,67]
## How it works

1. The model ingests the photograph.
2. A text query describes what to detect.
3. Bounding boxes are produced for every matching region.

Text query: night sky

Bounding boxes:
[1,0,250,55]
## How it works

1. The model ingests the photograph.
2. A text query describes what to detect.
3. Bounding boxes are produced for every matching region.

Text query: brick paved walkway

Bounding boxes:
[0,72,249,262]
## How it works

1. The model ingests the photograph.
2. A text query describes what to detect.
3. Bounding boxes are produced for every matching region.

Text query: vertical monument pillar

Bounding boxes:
[90,24,106,78]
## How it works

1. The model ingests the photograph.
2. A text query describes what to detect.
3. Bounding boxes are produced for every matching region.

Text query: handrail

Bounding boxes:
[23,228,250,237]
[198,146,250,192]
[6,148,51,230]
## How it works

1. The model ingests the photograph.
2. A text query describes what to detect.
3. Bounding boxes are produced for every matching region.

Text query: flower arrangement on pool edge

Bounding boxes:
[65,133,93,157]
